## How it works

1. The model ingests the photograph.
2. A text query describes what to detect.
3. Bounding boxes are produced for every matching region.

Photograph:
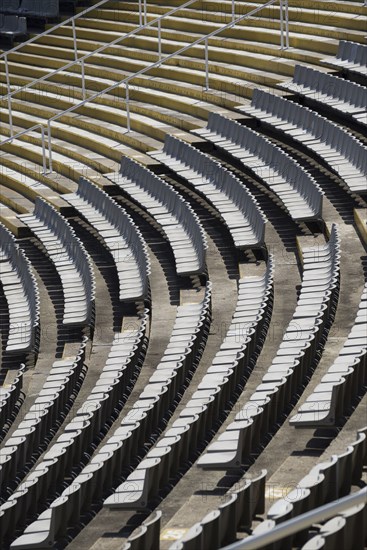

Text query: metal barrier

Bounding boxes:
[0,0,290,174]
[222,487,367,550]
[0,0,198,104]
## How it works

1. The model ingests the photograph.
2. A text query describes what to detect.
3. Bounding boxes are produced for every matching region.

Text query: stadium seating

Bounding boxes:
[322,40,367,76]
[169,470,266,549]
[279,65,367,127]
[107,157,207,276]
[193,112,324,221]
[0,364,24,434]
[290,280,367,427]
[197,226,340,469]
[0,222,39,354]
[0,1,366,548]
[237,89,367,195]
[64,177,151,301]
[150,135,267,249]
[18,198,95,326]
[0,14,26,43]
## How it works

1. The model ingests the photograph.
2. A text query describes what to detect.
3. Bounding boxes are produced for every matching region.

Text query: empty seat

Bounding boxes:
[18,0,59,19]
[198,227,340,469]
[18,198,95,326]
[150,135,267,249]
[107,157,207,276]
[0,222,40,354]
[322,40,367,76]
[237,89,367,195]
[104,261,273,508]
[169,470,266,549]
[290,280,367,427]
[0,14,26,43]
[279,65,367,127]
[64,177,150,302]
[193,113,323,221]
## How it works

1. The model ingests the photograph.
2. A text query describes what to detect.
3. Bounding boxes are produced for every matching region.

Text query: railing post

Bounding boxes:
[280,0,284,49]
[41,126,47,175]
[138,0,142,26]
[4,54,14,137]
[144,0,147,25]
[72,19,78,61]
[81,59,86,100]
[232,0,235,22]
[205,38,209,90]
[47,122,53,173]
[126,83,130,132]
[285,0,289,49]
[158,19,162,60]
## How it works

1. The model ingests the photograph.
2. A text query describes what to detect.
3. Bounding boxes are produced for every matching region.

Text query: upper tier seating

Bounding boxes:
[290,280,367,427]
[193,113,323,221]
[107,157,207,276]
[279,65,367,127]
[64,177,150,302]
[0,14,26,43]
[0,222,40,354]
[0,0,59,19]
[237,90,367,195]
[18,198,95,326]
[150,135,267,249]
[198,226,340,469]
[322,40,367,76]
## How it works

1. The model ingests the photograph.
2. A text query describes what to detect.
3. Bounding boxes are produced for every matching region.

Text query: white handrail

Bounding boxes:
[0,0,289,174]
[0,0,198,102]
[221,487,367,549]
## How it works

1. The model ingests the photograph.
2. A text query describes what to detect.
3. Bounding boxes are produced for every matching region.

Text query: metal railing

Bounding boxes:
[222,487,367,549]
[0,0,198,106]
[0,0,290,174]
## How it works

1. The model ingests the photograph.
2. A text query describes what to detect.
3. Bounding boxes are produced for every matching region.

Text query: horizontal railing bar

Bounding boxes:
[222,488,367,550]
[0,0,281,153]
[0,0,197,102]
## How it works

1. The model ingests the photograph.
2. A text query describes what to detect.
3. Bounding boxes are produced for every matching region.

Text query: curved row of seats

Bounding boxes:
[0,222,40,354]
[238,89,367,195]
[249,427,367,549]
[103,258,273,510]
[169,470,266,550]
[19,198,95,326]
[150,135,267,249]
[0,336,88,502]
[193,112,324,221]
[0,365,24,436]
[279,64,367,127]
[9,286,212,547]
[198,225,340,470]
[64,176,151,302]
[107,156,208,276]
[290,279,367,427]
[0,309,149,546]
[322,40,367,76]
